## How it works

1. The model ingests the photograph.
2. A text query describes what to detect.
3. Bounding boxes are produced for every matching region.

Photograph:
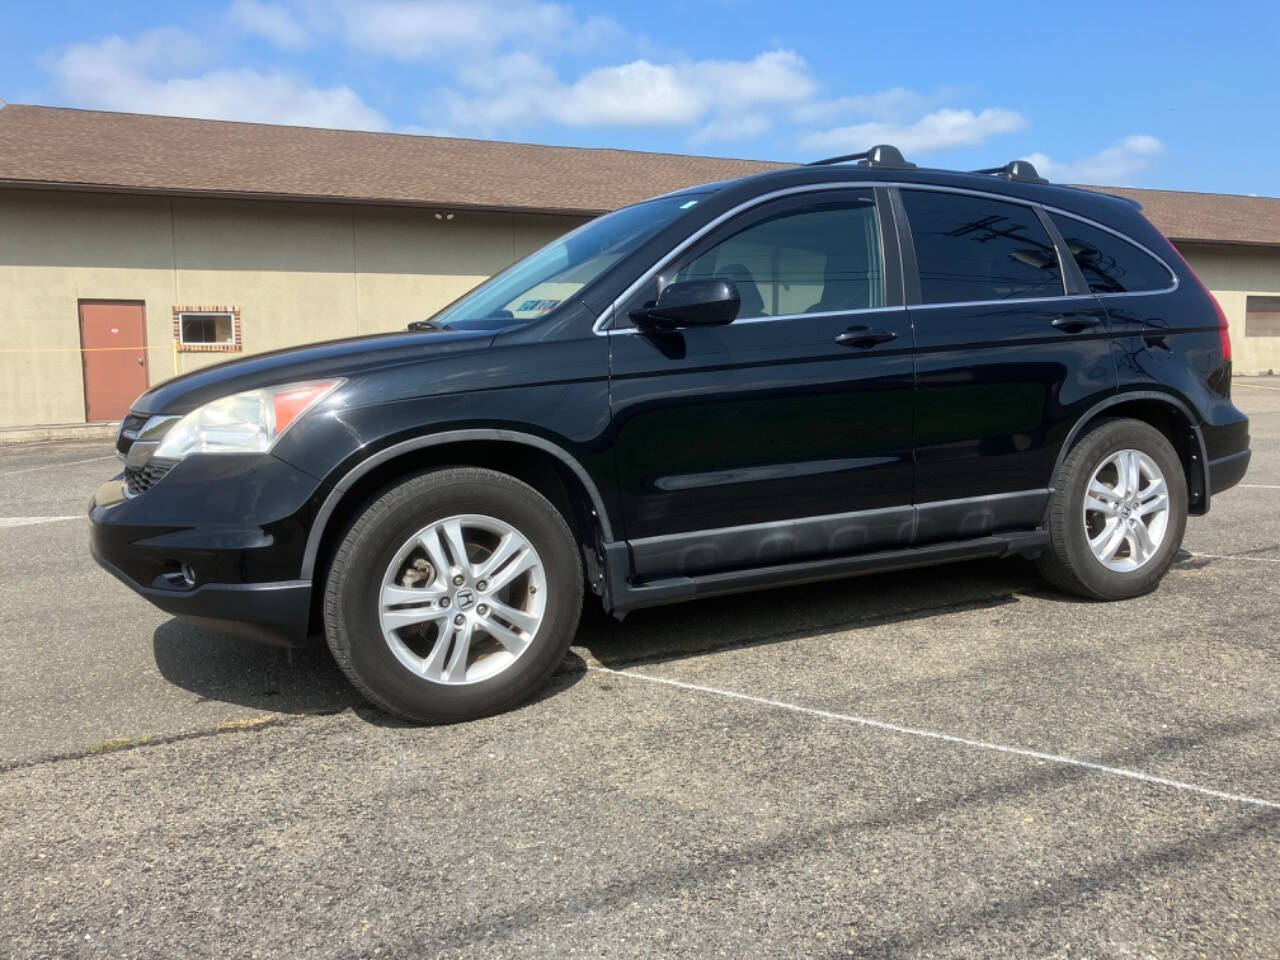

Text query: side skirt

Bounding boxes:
[602,531,1048,616]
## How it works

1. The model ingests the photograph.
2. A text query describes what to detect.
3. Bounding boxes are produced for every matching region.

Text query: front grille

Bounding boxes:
[117,413,149,458]
[124,460,173,496]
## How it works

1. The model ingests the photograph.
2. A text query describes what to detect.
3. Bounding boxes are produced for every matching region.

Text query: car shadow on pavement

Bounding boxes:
[575,556,1056,670]
[152,557,1076,720]
[153,618,356,716]
[152,617,591,725]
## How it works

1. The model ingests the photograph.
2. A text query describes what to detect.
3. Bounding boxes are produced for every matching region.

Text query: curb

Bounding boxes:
[0,422,119,445]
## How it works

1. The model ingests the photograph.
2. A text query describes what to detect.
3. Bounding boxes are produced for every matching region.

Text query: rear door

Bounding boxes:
[897,188,1115,541]
[607,188,916,580]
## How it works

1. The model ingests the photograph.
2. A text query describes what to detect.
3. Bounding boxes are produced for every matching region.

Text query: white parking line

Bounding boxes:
[591,666,1280,812]
[0,455,116,477]
[1192,552,1280,564]
[1233,381,1280,391]
[1240,483,1280,490]
[0,516,83,528]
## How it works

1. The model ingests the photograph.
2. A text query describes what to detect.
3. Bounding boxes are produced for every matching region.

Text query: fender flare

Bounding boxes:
[1047,389,1210,513]
[299,428,616,581]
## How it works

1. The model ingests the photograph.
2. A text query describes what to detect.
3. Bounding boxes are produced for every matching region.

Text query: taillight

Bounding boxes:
[1213,294,1232,361]
[1169,245,1231,361]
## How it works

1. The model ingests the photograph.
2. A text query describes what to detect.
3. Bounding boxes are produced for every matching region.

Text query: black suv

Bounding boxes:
[91,145,1251,723]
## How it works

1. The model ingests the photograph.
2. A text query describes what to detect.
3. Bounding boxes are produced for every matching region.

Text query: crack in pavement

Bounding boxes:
[0,712,333,775]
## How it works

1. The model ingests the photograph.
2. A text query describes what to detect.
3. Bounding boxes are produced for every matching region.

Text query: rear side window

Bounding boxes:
[902,190,1064,304]
[1049,213,1174,294]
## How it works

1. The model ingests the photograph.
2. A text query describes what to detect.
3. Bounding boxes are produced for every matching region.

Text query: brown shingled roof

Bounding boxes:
[0,103,781,215]
[1082,186,1280,247]
[1,103,1277,245]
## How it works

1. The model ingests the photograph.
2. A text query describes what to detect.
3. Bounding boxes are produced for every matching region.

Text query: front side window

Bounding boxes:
[665,195,884,320]
[1049,213,1174,294]
[431,193,706,329]
[902,190,1064,304]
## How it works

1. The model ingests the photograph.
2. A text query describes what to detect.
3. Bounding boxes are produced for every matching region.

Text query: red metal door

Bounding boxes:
[79,301,148,422]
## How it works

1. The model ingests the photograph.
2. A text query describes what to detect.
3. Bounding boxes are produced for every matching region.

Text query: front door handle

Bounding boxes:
[835,326,897,349]
[1050,315,1103,332]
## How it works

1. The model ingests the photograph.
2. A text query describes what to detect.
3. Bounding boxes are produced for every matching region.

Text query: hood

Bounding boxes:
[133,327,494,416]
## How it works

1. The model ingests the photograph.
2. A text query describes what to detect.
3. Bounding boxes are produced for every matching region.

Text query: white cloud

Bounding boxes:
[439,49,814,136]
[793,86,963,125]
[229,0,312,50]
[37,4,1140,167]
[799,107,1027,155]
[691,112,773,144]
[334,0,622,60]
[44,29,388,130]
[1023,135,1164,184]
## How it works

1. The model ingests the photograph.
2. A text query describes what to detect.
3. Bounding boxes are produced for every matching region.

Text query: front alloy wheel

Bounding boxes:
[379,514,547,685]
[324,467,583,723]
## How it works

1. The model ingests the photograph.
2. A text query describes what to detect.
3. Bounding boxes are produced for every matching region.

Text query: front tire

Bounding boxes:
[1037,418,1187,600]
[323,467,583,723]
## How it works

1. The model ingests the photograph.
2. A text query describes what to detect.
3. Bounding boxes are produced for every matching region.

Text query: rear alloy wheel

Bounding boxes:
[324,468,582,723]
[1037,418,1187,600]
[1082,449,1171,573]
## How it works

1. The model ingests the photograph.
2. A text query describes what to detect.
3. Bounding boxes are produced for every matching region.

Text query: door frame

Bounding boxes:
[78,299,149,423]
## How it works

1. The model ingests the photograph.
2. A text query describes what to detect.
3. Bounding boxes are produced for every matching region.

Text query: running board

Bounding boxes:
[603,531,1048,616]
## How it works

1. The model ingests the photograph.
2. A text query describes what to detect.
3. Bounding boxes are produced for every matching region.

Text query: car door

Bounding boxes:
[606,187,916,580]
[897,187,1116,541]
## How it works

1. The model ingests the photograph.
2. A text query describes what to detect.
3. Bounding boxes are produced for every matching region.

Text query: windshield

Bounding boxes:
[431,193,706,328]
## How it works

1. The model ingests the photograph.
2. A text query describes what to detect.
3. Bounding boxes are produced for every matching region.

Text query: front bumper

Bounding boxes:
[88,453,325,646]
[91,540,312,645]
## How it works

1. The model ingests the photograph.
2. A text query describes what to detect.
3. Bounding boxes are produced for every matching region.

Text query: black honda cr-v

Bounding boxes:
[91,145,1251,723]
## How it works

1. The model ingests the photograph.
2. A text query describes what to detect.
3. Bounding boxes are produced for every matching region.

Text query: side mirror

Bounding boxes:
[630,278,740,331]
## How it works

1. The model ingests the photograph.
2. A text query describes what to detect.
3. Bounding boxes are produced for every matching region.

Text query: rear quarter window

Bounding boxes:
[901,190,1064,304]
[1049,213,1174,294]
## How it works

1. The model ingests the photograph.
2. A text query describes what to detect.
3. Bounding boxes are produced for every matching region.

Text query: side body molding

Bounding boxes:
[299,429,616,581]
[1047,389,1210,515]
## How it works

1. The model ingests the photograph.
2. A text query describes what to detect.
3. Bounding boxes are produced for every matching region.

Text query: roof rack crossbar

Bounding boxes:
[972,160,1049,185]
[807,144,916,170]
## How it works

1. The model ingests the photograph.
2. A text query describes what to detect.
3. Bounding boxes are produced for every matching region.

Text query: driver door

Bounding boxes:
[606,188,916,580]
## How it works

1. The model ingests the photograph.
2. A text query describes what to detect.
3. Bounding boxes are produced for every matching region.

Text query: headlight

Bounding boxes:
[154,379,343,460]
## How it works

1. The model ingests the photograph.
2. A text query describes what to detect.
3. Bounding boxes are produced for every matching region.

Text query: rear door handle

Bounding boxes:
[834,327,897,349]
[1050,315,1103,332]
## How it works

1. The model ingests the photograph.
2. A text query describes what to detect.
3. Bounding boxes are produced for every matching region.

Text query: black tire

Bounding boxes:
[1037,418,1187,600]
[323,467,582,723]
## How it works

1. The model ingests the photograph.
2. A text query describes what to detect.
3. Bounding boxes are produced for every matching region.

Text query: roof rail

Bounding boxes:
[972,160,1049,185]
[808,144,916,170]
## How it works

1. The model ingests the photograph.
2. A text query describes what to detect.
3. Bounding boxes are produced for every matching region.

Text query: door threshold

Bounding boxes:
[603,531,1047,615]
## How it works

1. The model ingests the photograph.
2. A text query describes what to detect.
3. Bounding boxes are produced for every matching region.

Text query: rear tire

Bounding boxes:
[1037,418,1187,600]
[323,467,582,723]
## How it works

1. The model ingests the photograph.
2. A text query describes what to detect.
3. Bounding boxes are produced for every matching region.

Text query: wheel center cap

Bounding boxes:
[454,588,476,610]
[1118,502,1133,519]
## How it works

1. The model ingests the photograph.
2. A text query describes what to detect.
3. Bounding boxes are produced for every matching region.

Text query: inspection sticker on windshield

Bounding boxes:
[518,299,561,313]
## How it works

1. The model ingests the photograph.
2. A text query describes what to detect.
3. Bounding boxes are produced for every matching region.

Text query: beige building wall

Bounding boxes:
[1178,242,1280,376]
[0,188,585,428]
[4,187,1278,429]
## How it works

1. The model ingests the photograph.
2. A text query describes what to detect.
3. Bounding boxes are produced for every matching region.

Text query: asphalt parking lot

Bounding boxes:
[2,382,1278,959]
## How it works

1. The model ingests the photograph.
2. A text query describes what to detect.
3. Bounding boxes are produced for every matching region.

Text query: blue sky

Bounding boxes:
[2,1,1277,195]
